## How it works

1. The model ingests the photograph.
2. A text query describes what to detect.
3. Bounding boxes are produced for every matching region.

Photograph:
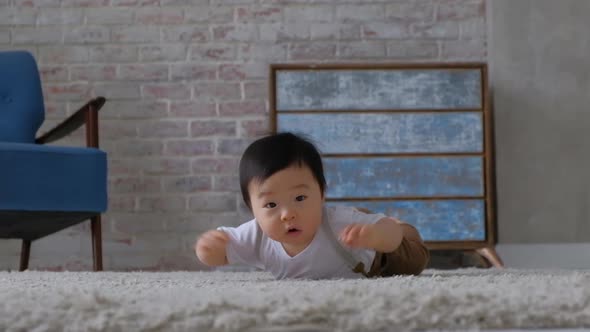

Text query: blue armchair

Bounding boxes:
[0,50,107,271]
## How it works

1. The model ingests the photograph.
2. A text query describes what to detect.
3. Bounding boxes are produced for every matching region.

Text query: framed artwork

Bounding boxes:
[269,63,501,267]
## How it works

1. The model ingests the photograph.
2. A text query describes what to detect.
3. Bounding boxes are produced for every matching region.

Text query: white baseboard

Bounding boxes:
[496,243,590,269]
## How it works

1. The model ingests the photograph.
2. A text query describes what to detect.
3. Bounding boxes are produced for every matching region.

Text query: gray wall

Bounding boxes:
[490,0,590,243]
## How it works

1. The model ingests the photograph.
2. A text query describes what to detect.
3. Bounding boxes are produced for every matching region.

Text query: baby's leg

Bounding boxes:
[354,207,430,276]
[368,223,430,277]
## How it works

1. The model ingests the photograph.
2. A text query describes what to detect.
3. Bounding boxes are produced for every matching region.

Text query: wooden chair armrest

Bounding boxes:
[35,97,106,146]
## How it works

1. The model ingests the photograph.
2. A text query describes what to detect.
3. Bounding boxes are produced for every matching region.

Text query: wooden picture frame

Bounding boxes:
[269,63,501,267]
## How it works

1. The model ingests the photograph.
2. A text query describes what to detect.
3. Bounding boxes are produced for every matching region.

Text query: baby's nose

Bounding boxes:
[281,208,296,221]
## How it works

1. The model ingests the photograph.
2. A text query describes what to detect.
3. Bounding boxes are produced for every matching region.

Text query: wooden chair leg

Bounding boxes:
[91,215,103,271]
[476,246,504,268]
[20,239,31,271]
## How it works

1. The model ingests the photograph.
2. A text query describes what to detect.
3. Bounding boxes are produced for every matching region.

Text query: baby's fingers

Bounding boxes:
[211,230,230,243]
[340,225,362,247]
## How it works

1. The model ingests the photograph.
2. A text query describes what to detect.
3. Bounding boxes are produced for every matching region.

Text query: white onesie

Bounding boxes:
[218,205,386,279]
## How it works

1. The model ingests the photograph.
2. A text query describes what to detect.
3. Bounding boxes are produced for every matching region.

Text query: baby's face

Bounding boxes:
[248,164,324,256]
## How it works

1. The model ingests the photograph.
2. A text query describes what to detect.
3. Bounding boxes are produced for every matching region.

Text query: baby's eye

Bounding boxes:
[295,195,307,202]
[264,202,277,208]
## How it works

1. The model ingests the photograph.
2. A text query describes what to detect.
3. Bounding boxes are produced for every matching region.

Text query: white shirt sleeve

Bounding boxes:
[217,219,264,269]
[329,205,387,233]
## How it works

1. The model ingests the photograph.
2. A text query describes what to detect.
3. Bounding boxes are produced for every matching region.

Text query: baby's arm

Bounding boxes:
[340,211,430,275]
[195,230,230,267]
[340,217,404,253]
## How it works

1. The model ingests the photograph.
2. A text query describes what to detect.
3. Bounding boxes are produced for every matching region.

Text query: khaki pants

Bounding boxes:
[355,208,430,277]
[367,223,430,276]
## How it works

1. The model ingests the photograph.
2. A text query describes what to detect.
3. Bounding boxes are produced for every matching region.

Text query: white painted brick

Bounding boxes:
[386,1,435,22]
[387,40,439,59]
[62,0,109,7]
[140,158,191,175]
[89,45,138,62]
[137,120,190,138]
[217,138,252,156]
[142,83,191,100]
[310,23,341,40]
[43,83,91,101]
[212,24,258,41]
[0,29,10,43]
[284,6,333,23]
[336,5,385,21]
[288,42,337,60]
[170,63,216,80]
[193,82,242,102]
[15,0,59,7]
[190,44,236,61]
[239,43,286,61]
[213,175,239,191]
[138,196,187,212]
[338,41,386,58]
[340,23,361,40]
[160,0,208,6]
[211,0,256,4]
[163,176,212,192]
[191,119,237,137]
[163,25,209,42]
[241,118,269,137]
[170,101,216,117]
[184,6,233,23]
[12,27,62,44]
[140,44,187,61]
[259,23,309,41]
[37,8,84,25]
[111,213,168,233]
[165,139,214,156]
[362,22,408,39]
[93,82,140,99]
[243,81,266,99]
[437,0,484,20]
[115,140,164,157]
[112,26,160,43]
[85,8,135,25]
[0,8,37,25]
[460,17,486,39]
[135,7,184,25]
[218,63,266,80]
[118,64,169,81]
[236,5,282,23]
[102,120,139,138]
[412,21,460,39]
[441,39,486,60]
[101,100,167,119]
[191,157,239,174]
[189,193,236,212]
[39,65,69,81]
[64,25,110,43]
[110,0,157,7]
[169,212,241,232]
[109,158,142,176]
[39,45,89,63]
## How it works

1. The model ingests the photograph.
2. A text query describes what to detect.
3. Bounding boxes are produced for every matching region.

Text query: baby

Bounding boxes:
[195,132,430,279]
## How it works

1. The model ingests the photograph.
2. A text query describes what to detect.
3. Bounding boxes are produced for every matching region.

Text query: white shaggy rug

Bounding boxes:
[1,268,589,332]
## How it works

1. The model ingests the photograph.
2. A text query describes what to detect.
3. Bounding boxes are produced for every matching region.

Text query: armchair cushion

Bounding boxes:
[0,51,44,144]
[0,142,107,212]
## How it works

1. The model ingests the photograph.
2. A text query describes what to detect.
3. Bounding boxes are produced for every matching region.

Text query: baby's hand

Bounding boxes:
[195,230,230,266]
[339,223,375,249]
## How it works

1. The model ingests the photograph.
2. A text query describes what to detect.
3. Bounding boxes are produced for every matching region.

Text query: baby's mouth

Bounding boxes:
[287,227,300,234]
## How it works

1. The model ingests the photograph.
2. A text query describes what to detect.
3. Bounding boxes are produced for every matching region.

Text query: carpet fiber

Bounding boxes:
[1,268,589,331]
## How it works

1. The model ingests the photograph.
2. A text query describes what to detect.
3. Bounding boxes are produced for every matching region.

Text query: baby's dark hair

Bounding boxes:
[239,132,326,209]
